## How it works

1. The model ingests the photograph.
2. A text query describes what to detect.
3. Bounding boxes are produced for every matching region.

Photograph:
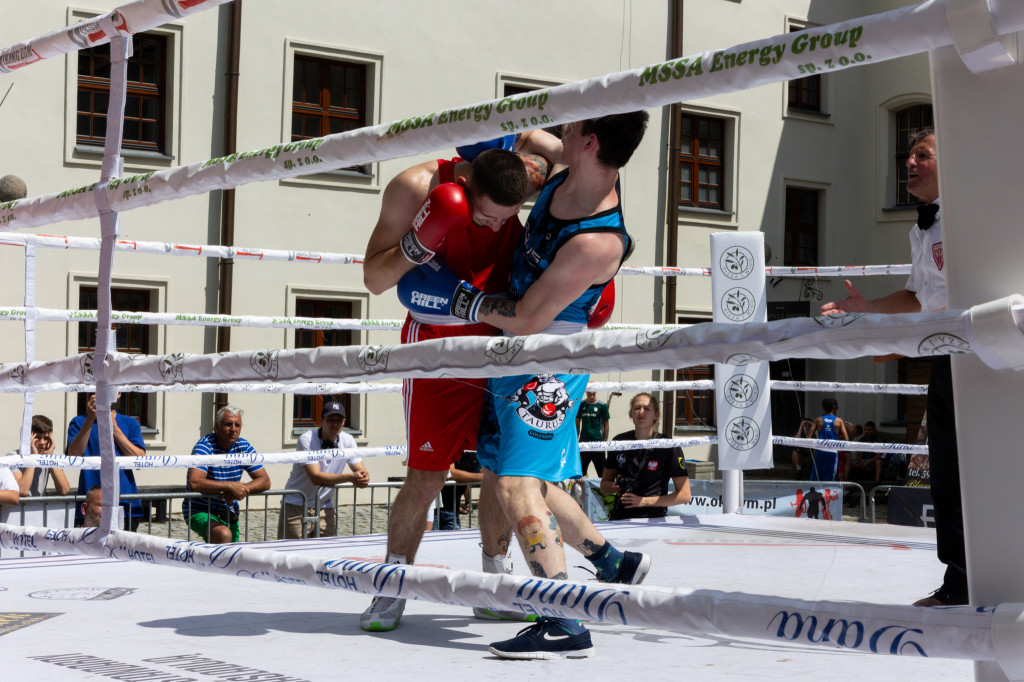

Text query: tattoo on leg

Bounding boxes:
[517,515,547,553]
[527,562,569,580]
[497,532,511,555]
[546,511,563,547]
[579,538,603,557]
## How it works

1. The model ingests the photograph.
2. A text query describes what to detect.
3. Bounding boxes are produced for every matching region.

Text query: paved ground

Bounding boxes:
[140,503,478,542]
[0,515,972,680]
[139,501,871,544]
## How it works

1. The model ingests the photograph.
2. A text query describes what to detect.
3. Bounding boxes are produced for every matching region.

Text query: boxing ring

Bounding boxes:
[3,0,1024,679]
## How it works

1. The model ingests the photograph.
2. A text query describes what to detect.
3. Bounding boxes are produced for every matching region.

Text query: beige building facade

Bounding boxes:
[0,0,930,492]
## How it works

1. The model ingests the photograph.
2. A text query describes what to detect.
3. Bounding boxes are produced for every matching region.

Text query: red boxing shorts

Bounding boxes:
[402,314,497,471]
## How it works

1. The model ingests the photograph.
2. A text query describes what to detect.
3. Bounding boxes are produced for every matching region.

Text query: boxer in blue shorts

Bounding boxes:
[399,112,652,660]
[477,373,589,481]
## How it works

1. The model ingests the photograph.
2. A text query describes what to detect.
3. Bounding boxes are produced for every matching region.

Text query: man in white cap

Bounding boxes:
[279,401,369,539]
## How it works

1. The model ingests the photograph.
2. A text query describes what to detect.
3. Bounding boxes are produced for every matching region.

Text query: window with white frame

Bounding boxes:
[71,276,167,435]
[67,11,183,167]
[677,113,726,211]
[285,287,368,438]
[283,41,382,186]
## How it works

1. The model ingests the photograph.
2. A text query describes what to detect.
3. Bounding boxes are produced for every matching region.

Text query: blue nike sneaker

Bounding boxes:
[488,617,595,660]
[596,550,652,585]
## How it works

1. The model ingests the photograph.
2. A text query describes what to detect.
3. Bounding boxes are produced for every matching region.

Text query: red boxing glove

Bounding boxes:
[587,280,615,329]
[399,183,471,264]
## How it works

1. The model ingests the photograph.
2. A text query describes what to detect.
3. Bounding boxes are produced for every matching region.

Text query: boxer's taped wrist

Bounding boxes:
[452,285,483,322]
[399,230,434,264]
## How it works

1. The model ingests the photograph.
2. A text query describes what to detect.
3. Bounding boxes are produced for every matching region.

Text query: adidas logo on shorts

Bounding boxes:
[419,442,434,452]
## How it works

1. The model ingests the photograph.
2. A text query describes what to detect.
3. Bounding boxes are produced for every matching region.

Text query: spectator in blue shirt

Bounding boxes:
[67,393,146,530]
[184,406,270,543]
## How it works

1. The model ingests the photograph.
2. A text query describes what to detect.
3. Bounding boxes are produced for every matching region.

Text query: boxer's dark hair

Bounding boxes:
[580,110,649,168]
[469,149,529,207]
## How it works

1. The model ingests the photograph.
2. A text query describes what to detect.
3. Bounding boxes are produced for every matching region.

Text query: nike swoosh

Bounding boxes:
[542,633,571,641]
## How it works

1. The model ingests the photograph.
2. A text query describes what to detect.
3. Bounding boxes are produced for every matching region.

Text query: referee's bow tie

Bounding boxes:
[917,203,939,230]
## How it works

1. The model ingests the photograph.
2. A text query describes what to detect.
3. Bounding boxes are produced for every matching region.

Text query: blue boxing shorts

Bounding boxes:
[477,372,588,482]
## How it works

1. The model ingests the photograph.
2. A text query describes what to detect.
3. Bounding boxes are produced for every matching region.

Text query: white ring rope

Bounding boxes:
[0,232,910,278]
[0,232,363,265]
[0,1,232,74]
[3,305,1018,390]
[772,380,928,395]
[0,447,405,470]
[586,379,930,395]
[778,437,926,455]
[620,264,912,278]
[0,524,1003,662]
[5,2,1024,230]
[0,306,689,333]
[0,378,929,398]
[0,435,928,471]
[0,306,404,332]
[2,380,404,395]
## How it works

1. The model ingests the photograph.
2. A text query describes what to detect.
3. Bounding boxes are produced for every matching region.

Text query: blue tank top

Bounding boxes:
[820,414,839,440]
[508,168,631,324]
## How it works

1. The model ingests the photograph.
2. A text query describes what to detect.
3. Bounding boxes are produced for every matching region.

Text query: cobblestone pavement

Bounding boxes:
[138,504,479,543]
[138,506,872,542]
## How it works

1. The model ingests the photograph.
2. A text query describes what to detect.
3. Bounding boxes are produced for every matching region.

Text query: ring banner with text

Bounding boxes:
[581,478,843,521]
[6,2,1024,230]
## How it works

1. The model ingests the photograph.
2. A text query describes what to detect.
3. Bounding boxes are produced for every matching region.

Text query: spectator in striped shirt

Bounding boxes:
[184,406,270,544]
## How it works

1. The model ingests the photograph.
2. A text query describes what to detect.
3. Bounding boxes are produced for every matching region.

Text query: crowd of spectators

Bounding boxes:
[1,386,914,543]
[0,396,370,544]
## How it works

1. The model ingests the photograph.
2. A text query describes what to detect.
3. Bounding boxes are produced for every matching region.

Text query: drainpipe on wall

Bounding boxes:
[662,0,683,429]
[214,1,241,415]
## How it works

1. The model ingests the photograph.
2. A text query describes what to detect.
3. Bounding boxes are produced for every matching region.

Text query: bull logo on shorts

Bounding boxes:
[510,373,575,432]
[250,350,279,379]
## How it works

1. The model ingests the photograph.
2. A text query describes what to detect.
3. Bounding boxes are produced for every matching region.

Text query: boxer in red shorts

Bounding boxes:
[360,131,559,632]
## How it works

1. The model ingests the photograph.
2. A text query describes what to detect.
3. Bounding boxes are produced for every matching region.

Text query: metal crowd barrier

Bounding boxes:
[0,480,479,551]
[308,480,480,538]
[868,484,928,525]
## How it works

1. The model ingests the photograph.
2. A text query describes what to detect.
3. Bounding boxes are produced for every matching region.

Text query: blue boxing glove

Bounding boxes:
[397,259,487,322]
[456,134,518,161]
